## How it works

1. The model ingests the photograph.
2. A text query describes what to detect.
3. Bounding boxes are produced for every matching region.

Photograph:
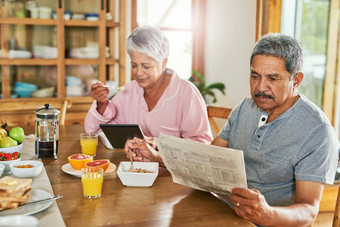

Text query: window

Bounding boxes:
[131,0,206,79]
[257,0,340,134]
[281,0,330,108]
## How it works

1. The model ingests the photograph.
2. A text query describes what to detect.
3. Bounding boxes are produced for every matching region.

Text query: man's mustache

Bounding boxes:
[254,92,274,99]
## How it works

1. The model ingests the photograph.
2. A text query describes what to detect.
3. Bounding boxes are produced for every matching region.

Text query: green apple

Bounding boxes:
[9,127,24,143]
[0,136,18,148]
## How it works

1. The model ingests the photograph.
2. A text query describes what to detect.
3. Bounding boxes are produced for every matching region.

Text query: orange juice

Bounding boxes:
[81,169,103,198]
[80,138,98,156]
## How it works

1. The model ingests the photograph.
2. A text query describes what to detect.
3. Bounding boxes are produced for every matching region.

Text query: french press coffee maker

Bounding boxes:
[35,104,59,159]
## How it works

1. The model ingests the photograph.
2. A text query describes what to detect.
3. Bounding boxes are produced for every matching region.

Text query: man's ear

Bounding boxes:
[293,72,304,88]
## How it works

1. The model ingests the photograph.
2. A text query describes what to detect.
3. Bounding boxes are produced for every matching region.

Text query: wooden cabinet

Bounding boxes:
[0,0,126,125]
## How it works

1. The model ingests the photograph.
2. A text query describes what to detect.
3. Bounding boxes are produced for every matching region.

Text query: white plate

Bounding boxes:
[0,215,39,226]
[62,163,116,177]
[0,189,53,216]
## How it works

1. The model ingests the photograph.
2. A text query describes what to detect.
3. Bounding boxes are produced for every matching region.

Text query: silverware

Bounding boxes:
[128,149,134,171]
[20,195,63,207]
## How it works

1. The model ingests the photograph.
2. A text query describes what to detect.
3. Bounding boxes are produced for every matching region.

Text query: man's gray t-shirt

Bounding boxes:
[218,95,339,206]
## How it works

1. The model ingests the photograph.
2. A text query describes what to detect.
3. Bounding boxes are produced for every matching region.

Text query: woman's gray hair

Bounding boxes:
[126,25,169,63]
[250,33,303,79]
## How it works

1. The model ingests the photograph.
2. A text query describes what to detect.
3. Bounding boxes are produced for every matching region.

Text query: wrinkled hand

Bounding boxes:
[123,137,160,162]
[90,82,109,104]
[230,188,272,225]
[143,136,158,150]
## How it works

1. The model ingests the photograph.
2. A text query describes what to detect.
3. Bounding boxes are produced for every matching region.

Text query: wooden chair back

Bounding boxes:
[333,184,340,227]
[0,99,72,126]
[207,105,232,135]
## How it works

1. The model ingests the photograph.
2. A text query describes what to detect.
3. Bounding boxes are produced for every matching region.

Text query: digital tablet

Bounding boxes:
[99,124,145,149]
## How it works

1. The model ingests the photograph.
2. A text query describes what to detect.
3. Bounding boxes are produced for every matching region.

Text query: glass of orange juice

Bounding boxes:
[81,167,104,198]
[80,133,98,157]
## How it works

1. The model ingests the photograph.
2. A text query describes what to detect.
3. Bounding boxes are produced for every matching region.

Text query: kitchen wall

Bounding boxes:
[205,0,257,108]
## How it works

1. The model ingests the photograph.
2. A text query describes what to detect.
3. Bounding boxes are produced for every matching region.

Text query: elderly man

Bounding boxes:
[212,33,339,226]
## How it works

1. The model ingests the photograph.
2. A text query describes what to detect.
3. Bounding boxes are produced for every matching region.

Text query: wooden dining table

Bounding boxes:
[25,124,254,226]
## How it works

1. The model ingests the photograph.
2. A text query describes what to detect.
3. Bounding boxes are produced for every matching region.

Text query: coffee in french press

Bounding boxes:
[35,104,59,159]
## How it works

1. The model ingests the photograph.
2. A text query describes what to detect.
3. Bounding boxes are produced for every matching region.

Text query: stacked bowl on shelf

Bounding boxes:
[14,82,38,98]
[31,87,55,98]
[66,76,84,97]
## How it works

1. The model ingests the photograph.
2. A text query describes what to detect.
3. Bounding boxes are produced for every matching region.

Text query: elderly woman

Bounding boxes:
[85,26,212,163]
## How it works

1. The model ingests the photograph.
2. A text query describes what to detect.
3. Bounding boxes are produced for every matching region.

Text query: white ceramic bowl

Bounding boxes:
[72,13,85,20]
[0,164,5,177]
[0,143,23,154]
[0,158,21,173]
[117,161,159,187]
[9,160,43,178]
[66,85,84,96]
[0,215,39,227]
[39,7,52,19]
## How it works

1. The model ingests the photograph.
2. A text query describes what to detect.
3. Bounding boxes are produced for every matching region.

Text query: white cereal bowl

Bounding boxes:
[117,161,159,187]
[9,160,43,178]
[1,158,21,173]
[0,164,5,177]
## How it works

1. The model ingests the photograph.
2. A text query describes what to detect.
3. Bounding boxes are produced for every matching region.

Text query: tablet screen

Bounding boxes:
[99,124,144,149]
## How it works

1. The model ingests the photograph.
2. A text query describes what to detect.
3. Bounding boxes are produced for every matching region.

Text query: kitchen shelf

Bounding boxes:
[0,0,126,125]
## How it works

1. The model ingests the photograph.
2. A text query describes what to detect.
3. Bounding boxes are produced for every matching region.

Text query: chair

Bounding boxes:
[207,105,232,135]
[333,184,340,227]
[0,98,72,126]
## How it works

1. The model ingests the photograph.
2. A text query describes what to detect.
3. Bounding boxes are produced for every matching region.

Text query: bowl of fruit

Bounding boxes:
[0,125,25,172]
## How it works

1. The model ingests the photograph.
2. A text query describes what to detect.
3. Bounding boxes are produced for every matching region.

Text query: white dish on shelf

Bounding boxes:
[62,162,116,177]
[9,50,32,59]
[64,11,72,20]
[66,76,82,86]
[0,50,32,59]
[33,45,57,59]
[66,85,84,97]
[39,7,52,19]
[72,13,85,20]
[31,87,55,98]
[69,47,99,59]
[0,189,53,216]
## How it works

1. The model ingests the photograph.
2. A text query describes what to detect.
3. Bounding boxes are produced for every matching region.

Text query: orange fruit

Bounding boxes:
[68,154,93,170]
[85,159,110,171]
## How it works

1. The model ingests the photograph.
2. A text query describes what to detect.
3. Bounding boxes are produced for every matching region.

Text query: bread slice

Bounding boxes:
[0,177,32,194]
[0,201,20,210]
[0,185,31,197]
[0,177,32,211]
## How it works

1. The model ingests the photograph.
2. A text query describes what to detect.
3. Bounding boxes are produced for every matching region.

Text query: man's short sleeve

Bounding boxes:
[295,124,339,184]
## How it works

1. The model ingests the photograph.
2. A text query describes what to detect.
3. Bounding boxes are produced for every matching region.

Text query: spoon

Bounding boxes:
[128,149,134,171]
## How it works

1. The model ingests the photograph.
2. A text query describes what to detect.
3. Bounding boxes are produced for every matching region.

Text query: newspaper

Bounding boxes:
[157,133,247,196]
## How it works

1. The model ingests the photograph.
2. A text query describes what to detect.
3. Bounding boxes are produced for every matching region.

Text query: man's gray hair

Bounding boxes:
[250,33,303,78]
[126,25,169,63]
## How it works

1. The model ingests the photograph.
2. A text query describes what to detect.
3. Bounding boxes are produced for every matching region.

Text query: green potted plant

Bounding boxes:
[189,70,226,103]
